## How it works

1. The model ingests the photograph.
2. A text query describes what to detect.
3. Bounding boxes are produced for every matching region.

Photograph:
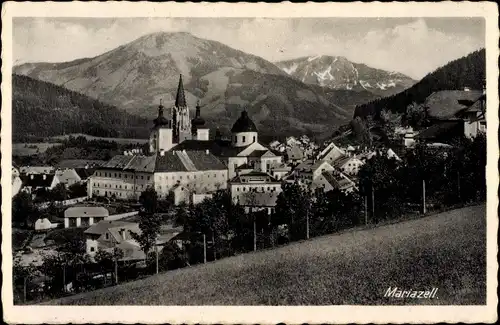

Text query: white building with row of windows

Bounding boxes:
[88,75,284,207]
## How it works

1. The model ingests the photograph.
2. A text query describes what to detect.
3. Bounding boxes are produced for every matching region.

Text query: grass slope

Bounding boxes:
[46,205,486,305]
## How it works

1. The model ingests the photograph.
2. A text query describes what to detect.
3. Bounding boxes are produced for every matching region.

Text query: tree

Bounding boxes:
[68,182,87,198]
[273,182,313,241]
[358,153,405,222]
[380,109,401,139]
[13,257,41,303]
[50,183,68,201]
[12,192,38,228]
[132,188,161,262]
[139,186,158,214]
[405,102,428,129]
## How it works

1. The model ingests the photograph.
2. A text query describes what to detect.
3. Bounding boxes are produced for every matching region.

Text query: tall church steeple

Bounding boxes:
[172,74,191,143]
[175,74,187,108]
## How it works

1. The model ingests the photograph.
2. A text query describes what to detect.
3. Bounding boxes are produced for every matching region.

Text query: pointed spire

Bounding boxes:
[175,74,187,108]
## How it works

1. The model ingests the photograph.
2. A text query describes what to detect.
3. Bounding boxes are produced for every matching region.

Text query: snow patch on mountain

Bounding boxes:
[282,63,299,75]
[307,55,322,62]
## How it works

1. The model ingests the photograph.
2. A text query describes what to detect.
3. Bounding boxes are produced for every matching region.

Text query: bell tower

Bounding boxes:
[149,99,173,154]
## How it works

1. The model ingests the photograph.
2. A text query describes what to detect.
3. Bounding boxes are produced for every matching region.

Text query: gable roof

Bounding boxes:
[155,150,226,173]
[415,121,463,141]
[333,156,363,169]
[100,155,156,173]
[321,171,355,190]
[21,174,56,188]
[425,90,483,119]
[74,168,95,180]
[55,169,81,183]
[84,220,138,236]
[65,206,109,218]
[57,160,106,169]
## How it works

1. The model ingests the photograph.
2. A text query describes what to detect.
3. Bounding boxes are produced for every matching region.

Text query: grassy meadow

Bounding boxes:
[45,205,486,305]
[49,133,149,145]
[12,143,63,156]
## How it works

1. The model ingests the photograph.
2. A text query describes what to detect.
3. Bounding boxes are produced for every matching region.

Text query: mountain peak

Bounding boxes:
[275,55,415,96]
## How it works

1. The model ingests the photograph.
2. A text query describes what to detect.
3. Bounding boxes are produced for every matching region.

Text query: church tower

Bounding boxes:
[172,74,191,143]
[149,99,173,154]
[191,100,209,141]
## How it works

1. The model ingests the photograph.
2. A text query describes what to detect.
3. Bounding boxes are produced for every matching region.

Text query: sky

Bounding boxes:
[13,17,485,79]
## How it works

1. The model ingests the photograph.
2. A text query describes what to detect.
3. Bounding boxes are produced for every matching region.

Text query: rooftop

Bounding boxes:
[64,206,109,218]
[425,90,483,119]
[20,173,56,188]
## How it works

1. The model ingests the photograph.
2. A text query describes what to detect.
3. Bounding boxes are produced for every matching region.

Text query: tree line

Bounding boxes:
[354,49,485,119]
[12,74,150,142]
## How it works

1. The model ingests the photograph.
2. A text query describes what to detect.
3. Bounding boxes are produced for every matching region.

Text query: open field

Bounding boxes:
[12,142,63,156]
[45,205,486,305]
[49,133,148,145]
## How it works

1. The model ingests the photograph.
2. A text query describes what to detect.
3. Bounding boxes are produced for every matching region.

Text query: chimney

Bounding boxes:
[160,150,165,156]
[43,174,46,180]
[120,228,126,240]
[206,149,209,155]
[464,87,470,92]
[30,175,34,180]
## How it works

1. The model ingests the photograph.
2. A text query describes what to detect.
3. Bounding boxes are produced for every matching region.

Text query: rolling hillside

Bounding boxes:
[12,75,150,142]
[14,32,378,135]
[354,49,486,118]
[276,55,416,97]
[45,205,485,305]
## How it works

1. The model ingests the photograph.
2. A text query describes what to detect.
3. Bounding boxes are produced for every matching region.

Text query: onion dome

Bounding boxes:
[231,110,257,133]
[191,100,206,127]
[153,100,170,128]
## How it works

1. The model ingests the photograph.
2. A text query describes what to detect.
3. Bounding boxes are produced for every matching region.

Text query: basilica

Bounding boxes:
[88,75,283,206]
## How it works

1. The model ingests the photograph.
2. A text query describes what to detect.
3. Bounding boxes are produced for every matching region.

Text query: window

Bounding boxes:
[125,175,128,179]
[180,176,183,180]
[114,173,117,177]
[119,173,122,178]
[105,233,109,240]
[242,136,246,143]
[90,247,95,252]
[234,136,237,142]
[147,176,151,180]
[253,136,256,142]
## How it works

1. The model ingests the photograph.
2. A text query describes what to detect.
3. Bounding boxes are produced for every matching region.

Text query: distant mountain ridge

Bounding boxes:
[13,32,379,136]
[354,49,486,118]
[12,74,150,142]
[275,55,416,97]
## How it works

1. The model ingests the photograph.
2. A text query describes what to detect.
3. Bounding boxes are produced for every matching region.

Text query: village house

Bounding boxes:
[417,88,486,144]
[293,160,335,185]
[12,166,23,197]
[310,170,357,194]
[20,166,55,175]
[269,163,292,180]
[333,156,365,176]
[229,171,282,213]
[286,145,305,163]
[316,142,346,163]
[34,218,60,231]
[84,220,144,258]
[64,206,110,228]
[55,168,82,187]
[21,173,60,194]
